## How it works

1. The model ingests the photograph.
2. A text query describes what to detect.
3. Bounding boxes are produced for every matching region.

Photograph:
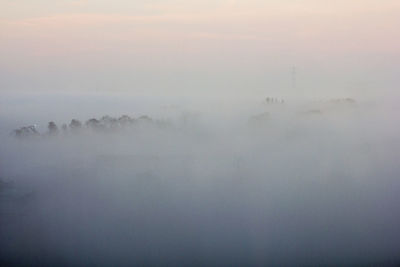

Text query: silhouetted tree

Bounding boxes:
[101,115,118,129]
[13,125,39,138]
[86,118,103,131]
[118,115,134,126]
[69,119,82,132]
[70,119,82,128]
[48,121,59,135]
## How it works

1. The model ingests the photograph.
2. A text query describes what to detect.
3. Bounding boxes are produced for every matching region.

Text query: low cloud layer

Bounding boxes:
[1,93,400,266]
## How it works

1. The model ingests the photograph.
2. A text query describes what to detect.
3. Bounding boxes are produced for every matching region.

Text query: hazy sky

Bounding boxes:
[1,0,399,97]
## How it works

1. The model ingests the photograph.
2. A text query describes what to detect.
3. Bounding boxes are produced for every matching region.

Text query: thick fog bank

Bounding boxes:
[1,94,400,266]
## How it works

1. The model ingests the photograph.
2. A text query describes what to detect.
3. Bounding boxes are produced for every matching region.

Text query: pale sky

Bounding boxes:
[1,0,399,97]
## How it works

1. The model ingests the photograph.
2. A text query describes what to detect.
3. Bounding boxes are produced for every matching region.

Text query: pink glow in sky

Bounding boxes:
[1,0,399,96]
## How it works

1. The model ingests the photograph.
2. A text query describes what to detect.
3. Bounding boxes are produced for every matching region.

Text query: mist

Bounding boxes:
[1,93,400,266]
[2,0,400,265]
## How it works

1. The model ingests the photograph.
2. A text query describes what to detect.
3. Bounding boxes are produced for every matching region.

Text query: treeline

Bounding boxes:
[12,114,167,138]
[264,97,356,104]
[265,97,285,104]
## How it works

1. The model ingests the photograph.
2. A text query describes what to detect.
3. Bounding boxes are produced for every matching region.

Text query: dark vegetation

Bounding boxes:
[11,114,167,138]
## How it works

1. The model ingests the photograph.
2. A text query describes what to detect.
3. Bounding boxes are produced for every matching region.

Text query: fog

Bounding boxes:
[1,93,400,266]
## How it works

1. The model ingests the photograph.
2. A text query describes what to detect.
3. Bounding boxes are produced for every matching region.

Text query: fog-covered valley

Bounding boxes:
[1,93,400,266]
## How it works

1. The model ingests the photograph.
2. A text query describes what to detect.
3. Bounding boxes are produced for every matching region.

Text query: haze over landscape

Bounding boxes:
[1,1,400,266]
[1,0,399,97]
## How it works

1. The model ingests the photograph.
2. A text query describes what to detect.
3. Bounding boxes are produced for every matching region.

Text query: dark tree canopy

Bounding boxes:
[48,121,59,135]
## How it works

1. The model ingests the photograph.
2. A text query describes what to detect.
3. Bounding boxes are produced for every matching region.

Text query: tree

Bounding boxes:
[69,119,82,130]
[48,121,59,135]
